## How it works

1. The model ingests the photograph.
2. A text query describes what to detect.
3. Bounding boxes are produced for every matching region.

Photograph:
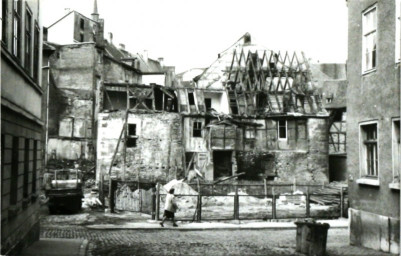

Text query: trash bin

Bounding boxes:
[295,220,330,256]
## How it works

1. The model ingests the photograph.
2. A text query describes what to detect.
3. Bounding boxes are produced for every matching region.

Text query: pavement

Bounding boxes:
[20,218,348,256]
[20,238,88,256]
[86,218,349,230]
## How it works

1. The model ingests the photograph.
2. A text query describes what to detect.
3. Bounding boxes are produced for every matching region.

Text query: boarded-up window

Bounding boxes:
[59,118,73,137]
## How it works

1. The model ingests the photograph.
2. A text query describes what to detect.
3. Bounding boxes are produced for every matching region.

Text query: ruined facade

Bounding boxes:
[96,34,331,185]
[1,0,43,254]
[44,3,177,185]
[180,34,330,184]
[347,0,400,253]
[312,64,347,181]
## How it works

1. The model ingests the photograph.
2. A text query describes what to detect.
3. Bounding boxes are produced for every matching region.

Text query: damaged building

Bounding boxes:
[43,1,175,177]
[96,33,331,185]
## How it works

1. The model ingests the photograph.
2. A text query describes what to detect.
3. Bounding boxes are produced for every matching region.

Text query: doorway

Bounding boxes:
[213,151,232,179]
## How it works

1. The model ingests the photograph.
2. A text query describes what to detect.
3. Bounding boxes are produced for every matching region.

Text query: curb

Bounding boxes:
[79,239,89,256]
[86,224,348,231]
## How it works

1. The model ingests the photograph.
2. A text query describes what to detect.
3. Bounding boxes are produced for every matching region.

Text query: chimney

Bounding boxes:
[243,32,251,44]
[119,43,125,50]
[108,32,113,44]
[91,0,99,22]
[158,57,164,67]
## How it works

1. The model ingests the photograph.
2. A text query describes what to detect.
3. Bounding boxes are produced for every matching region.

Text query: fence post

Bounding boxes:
[306,186,310,218]
[197,194,202,222]
[234,185,239,220]
[99,174,105,205]
[151,186,156,220]
[340,187,344,218]
[109,179,117,213]
[155,183,160,221]
[272,193,277,219]
[264,179,267,199]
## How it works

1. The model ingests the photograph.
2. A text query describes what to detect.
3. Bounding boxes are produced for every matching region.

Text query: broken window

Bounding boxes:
[278,120,287,140]
[188,92,195,105]
[360,122,378,177]
[362,5,377,72]
[126,123,137,148]
[193,121,202,138]
[80,18,85,30]
[205,98,212,111]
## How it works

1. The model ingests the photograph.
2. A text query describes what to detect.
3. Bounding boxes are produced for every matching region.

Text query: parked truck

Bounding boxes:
[43,168,84,214]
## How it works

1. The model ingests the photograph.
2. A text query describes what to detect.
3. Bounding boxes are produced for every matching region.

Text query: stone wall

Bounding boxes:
[97,111,184,183]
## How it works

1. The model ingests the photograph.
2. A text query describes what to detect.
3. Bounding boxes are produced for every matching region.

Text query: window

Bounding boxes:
[393,119,400,181]
[23,139,29,198]
[10,137,19,205]
[12,0,21,58]
[360,122,378,177]
[326,97,333,103]
[33,23,39,82]
[396,0,400,62]
[362,5,377,72]
[79,32,84,42]
[245,129,255,139]
[79,18,85,30]
[188,92,195,105]
[278,120,287,140]
[2,0,8,45]
[193,122,202,137]
[126,123,137,148]
[205,98,212,111]
[25,8,32,72]
[32,140,37,194]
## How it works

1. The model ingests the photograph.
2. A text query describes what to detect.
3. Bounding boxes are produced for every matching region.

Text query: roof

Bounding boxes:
[321,80,347,109]
[194,33,326,116]
[47,10,98,29]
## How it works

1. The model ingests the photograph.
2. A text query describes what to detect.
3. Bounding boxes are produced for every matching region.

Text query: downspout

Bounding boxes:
[43,63,50,165]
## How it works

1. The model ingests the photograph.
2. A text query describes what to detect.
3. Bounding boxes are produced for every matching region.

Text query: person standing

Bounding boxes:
[160,188,178,227]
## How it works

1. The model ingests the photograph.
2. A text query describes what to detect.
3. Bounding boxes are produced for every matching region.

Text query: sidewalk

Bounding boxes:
[86,218,349,230]
[20,238,88,256]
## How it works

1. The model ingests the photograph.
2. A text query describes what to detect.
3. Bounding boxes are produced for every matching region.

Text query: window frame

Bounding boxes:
[359,121,379,180]
[394,0,401,63]
[126,123,138,148]
[33,21,40,82]
[277,120,287,140]
[192,121,202,138]
[392,118,400,182]
[2,0,8,46]
[362,4,377,73]
[12,0,21,59]
[24,5,32,73]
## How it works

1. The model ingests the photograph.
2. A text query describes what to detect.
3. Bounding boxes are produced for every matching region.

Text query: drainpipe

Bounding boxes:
[43,62,50,165]
[399,2,401,253]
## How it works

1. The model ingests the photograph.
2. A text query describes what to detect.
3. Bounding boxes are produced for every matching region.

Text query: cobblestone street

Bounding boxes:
[40,224,391,256]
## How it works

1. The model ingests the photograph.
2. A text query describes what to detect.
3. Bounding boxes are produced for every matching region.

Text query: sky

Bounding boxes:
[41,0,348,73]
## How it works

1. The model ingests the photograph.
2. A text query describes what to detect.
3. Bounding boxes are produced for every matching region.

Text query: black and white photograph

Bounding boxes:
[0,0,400,255]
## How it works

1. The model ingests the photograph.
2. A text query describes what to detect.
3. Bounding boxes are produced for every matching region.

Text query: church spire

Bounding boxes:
[91,0,99,22]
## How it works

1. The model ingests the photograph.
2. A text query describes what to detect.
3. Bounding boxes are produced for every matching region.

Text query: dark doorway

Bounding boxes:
[329,155,347,182]
[213,151,232,179]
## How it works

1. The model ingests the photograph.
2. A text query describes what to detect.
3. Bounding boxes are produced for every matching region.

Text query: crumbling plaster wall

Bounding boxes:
[103,57,141,84]
[97,112,184,183]
[47,43,98,161]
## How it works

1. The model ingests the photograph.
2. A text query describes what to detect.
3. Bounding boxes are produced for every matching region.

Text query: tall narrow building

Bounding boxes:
[1,0,43,254]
